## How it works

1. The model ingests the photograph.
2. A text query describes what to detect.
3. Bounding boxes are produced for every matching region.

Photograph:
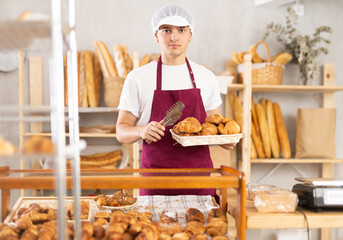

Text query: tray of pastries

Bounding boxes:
[94,189,137,211]
[171,114,243,147]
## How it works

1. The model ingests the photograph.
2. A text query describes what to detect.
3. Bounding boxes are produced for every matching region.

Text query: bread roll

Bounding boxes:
[84,51,97,107]
[93,51,102,106]
[256,103,271,158]
[93,41,110,78]
[96,41,118,77]
[273,103,291,158]
[266,100,280,158]
[251,123,265,158]
[113,44,127,78]
[122,44,133,73]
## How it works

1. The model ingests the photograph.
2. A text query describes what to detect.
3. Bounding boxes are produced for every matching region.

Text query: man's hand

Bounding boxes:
[219,143,237,150]
[140,120,165,143]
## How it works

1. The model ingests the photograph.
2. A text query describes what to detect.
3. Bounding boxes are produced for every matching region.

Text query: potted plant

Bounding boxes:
[263,7,332,85]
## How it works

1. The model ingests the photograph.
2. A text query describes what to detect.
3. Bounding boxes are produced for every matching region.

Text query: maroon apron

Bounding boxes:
[140,57,215,196]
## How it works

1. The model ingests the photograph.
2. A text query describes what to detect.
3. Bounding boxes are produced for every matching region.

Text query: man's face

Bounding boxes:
[155,25,192,60]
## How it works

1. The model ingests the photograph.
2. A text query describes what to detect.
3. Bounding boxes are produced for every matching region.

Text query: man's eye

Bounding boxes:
[163,29,171,33]
[179,29,185,33]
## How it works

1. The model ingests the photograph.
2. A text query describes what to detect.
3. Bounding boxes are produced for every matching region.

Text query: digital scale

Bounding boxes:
[292,178,343,212]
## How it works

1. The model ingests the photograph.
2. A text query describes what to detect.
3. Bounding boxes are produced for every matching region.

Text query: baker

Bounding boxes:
[116,4,236,195]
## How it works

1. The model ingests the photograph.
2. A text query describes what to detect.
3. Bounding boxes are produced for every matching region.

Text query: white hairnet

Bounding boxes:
[151,4,194,34]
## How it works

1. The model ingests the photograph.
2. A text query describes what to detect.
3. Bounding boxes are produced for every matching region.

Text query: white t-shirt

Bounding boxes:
[118,59,222,127]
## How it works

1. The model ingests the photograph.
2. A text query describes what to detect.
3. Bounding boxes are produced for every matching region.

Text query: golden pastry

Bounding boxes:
[190,234,208,240]
[199,123,218,136]
[184,221,205,236]
[178,117,202,133]
[172,232,190,240]
[94,211,110,219]
[205,114,223,125]
[224,121,241,134]
[186,208,205,224]
[221,117,233,124]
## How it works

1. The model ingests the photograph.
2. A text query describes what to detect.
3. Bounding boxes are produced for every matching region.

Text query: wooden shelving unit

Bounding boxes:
[227,55,343,240]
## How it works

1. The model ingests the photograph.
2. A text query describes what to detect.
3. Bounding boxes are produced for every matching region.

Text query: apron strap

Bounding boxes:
[156,56,197,91]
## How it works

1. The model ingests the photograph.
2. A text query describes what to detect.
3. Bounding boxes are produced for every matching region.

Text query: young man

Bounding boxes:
[116,4,236,195]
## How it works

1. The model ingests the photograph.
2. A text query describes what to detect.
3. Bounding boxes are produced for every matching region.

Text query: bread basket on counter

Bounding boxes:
[237,40,284,85]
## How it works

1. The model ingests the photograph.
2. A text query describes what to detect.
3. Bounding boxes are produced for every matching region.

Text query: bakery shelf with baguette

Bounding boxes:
[226,53,343,240]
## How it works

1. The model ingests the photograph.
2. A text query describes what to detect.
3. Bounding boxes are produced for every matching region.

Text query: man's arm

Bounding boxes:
[116,110,165,144]
[206,106,237,150]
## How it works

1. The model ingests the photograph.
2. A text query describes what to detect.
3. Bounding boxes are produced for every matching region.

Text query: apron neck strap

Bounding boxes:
[156,56,196,91]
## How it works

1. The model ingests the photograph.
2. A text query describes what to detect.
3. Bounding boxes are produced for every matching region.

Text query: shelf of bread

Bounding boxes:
[227,84,343,93]
[250,158,343,163]
[23,132,116,138]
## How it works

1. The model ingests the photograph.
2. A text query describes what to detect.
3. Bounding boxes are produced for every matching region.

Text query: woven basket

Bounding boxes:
[237,40,284,85]
[104,77,125,108]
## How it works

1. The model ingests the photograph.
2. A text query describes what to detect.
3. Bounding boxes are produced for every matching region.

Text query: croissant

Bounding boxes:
[212,236,229,240]
[25,210,50,224]
[224,121,240,134]
[94,211,110,219]
[94,218,109,225]
[107,232,122,240]
[0,225,19,239]
[221,117,233,124]
[190,234,208,240]
[159,232,172,240]
[208,208,227,223]
[92,224,105,239]
[106,223,126,236]
[184,221,205,236]
[128,222,148,236]
[205,218,228,237]
[178,117,202,133]
[172,232,189,240]
[185,208,205,224]
[205,114,223,125]
[17,207,28,218]
[121,233,134,240]
[16,215,33,231]
[157,222,183,236]
[20,225,39,240]
[199,123,218,136]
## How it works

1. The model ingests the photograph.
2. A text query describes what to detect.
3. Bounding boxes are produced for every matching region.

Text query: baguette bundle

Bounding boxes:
[250,98,291,159]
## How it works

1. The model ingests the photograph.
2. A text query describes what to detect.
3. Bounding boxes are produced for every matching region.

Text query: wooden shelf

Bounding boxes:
[23,132,116,138]
[75,107,119,113]
[227,84,343,93]
[251,158,343,164]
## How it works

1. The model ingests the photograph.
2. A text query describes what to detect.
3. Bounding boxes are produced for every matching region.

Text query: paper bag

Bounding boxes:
[295,108,336,158]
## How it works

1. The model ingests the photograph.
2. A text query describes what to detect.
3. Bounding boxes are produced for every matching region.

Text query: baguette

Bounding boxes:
[79,51,88,107]
[96,41,118,77]
[84,51,96,107]
[93,41,110,78]
[93,51,102,106]
[256,103,271,158]
[273,103,291,158]
[113,44,127,78]
[63,55,68,106]
[266,100,280,158]
[122,44,133,73]
[233,96,243,129]
[140,53,150,66]
[251,122,265,158]
[251,97,260,137]
[250,137,257,159]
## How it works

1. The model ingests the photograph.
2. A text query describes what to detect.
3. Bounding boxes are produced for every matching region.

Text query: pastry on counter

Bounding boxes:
[22,136,54,154]
[185,208,205,224]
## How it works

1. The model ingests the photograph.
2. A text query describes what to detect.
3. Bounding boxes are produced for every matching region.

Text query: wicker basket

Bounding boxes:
[237,40,284,85]
[103,77,125,108]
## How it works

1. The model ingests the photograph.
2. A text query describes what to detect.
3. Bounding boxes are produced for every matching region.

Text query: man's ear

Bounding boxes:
[189,32,193,42]
[155,32,159,43]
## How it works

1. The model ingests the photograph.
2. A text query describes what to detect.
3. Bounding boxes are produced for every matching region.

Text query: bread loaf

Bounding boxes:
[266,100,280,158]
[251,97,260,137]
[121,44,133,73]
[113,44,127,78]
[256,103,271,158]
[93,41,110,78]
[79,51,88,107]
[273,103,291,158]
[251,123,265,158]
[84,51,96,107]
[93,51,102,106]
[254,188,298,212]
[233,96,243,128]
[140,54,150,66]
[96,41,118,77]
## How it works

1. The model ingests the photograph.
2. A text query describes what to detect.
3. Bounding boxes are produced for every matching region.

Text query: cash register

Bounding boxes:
[292,177,343,212]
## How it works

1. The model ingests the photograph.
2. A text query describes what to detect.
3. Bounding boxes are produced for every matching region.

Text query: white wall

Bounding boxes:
[1,0,343,239]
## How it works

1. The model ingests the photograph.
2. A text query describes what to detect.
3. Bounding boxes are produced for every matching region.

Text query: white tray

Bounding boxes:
[170,129,243,147]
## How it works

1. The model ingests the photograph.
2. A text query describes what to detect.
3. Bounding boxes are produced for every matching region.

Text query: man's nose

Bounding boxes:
[170,31,178,41]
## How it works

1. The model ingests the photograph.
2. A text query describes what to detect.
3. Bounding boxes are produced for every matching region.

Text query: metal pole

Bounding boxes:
[67,0,82,238]
[50,0,67,239]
